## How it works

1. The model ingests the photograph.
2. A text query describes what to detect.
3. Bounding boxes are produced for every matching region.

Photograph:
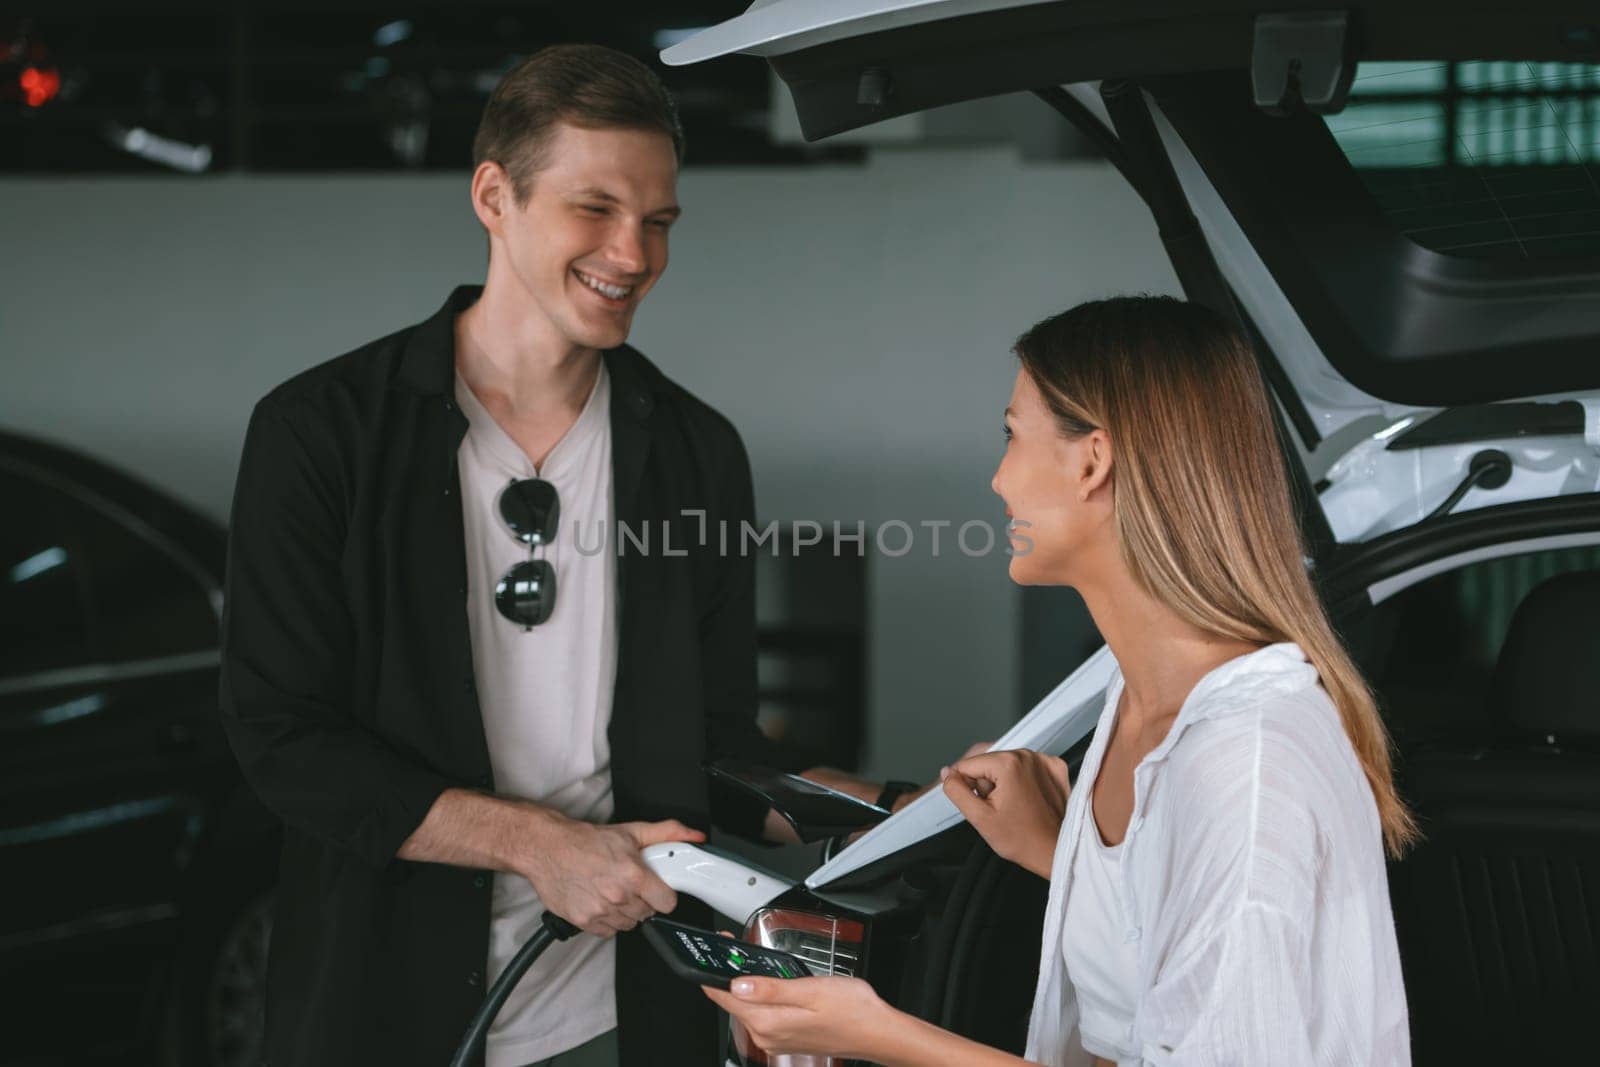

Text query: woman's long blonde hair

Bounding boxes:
[1016,295,1417,857]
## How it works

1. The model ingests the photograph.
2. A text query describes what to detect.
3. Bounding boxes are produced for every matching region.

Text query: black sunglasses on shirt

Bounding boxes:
[494,478,559,629]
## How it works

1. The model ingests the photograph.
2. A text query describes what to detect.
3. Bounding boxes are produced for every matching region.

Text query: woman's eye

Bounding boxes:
[581,205,607,216]
[1002,424,1013,441]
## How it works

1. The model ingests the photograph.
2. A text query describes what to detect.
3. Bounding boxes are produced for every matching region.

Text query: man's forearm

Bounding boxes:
[396,786,559,873]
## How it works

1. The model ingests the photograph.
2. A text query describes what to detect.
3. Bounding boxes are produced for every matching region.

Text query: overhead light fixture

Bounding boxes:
[373,19,413,48]
[106,122,212,173]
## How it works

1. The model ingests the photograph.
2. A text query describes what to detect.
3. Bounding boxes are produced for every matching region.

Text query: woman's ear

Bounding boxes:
[1078,429,1114,502]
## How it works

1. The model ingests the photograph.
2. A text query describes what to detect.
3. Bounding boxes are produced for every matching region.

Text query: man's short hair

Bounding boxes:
[472,43,685,203]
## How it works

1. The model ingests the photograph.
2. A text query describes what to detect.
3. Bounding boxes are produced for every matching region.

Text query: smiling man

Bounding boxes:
[219,44,903,1067]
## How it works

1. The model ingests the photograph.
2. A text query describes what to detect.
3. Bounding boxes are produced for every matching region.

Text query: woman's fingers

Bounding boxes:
[705,975,802,1005]
[949,749,1020,783]
[951,749,1070,800]
[702,985,739,1013]
[1045,754,1072,793]
[729,976,781,1000]
[703,987,784,1055]
[943,750,1071,877]
[942,772,993,829]
[705,975,882,1058]
[941,765,991,795]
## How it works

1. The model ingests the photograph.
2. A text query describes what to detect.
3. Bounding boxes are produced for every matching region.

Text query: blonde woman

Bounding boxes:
[706,296,1414,1066]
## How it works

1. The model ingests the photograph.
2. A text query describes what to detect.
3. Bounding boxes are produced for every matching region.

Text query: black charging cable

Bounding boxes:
[448,910,581,1067]
[1425,449,1512,522]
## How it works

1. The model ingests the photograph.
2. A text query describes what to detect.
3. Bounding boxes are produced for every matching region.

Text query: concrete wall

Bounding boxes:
[0,147,1178,780]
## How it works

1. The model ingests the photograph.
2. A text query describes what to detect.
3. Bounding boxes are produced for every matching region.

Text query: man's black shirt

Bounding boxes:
[219,285,801,1065]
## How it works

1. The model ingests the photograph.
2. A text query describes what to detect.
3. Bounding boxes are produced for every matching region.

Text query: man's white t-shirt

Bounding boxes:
[455,361,619,1067]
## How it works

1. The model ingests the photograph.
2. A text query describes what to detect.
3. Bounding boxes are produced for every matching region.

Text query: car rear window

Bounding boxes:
[1324,61,1600,260]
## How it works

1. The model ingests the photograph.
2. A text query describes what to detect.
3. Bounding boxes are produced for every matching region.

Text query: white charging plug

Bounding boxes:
[640,842,793,926]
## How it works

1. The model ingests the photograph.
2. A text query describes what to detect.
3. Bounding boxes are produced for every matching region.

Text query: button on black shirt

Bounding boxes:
[219,286,801,1066]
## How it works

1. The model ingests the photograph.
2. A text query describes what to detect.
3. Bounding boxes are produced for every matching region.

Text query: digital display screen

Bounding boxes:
[647,919,813,982]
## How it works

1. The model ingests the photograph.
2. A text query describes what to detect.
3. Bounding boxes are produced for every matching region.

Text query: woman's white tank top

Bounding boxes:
[1061,801,1142,1063]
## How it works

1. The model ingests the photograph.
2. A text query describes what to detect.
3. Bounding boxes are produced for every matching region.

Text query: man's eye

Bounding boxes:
[581,205,607,215]
[648,219,673,230]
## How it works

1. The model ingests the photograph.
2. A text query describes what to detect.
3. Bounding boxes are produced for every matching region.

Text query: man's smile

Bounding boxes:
[573,267,636,304]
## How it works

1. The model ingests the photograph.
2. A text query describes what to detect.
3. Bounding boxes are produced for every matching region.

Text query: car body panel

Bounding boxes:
[661,0,1063,66]
[0,429,266,1064]
[665,1,1600,136]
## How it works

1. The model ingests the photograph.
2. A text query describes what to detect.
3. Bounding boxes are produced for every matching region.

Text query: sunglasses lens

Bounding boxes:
[495,559,556,628]
[499,479,559,546]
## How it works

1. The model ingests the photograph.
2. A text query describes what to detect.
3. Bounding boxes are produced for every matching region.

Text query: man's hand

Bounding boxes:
[511,811,706,937]
[940,749,1070,879]
[396,788,704,937]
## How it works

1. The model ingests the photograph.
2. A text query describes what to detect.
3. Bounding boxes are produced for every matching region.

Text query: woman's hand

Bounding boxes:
[702,975,892,1061]
[941,749,1071,879]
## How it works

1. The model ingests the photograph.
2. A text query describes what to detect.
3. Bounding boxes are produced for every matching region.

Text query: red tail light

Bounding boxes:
[728,908,866,1067]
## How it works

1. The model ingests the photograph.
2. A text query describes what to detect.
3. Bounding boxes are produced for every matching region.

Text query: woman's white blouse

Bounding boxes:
[1024,642,1411,1066]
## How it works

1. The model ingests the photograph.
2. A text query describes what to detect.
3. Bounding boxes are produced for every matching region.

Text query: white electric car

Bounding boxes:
[662,4,1600,1065]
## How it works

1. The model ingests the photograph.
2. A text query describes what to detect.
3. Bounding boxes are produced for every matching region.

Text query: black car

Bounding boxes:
[1,429,275,1067]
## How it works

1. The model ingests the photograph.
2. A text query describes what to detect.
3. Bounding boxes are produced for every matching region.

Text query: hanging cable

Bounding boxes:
[449,911,580,1067]
[1425,449,1512,522]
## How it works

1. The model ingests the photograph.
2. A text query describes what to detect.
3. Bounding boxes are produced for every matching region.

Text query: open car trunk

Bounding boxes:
[667,0,1600,546]
[665,4,1600,1062]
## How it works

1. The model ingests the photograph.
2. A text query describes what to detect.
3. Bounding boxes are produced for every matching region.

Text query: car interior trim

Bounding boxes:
[1366,530,1600,606]
[733,4,1599,140]
[1151,70,1600,406]
[1386,402,1589,451]
[1131,84,1402,445]
[1320,492,1600,611]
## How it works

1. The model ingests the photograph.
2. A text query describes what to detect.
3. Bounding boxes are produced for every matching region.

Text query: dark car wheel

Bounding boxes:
[203,890,271,1067]
[170,844,275,1067]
